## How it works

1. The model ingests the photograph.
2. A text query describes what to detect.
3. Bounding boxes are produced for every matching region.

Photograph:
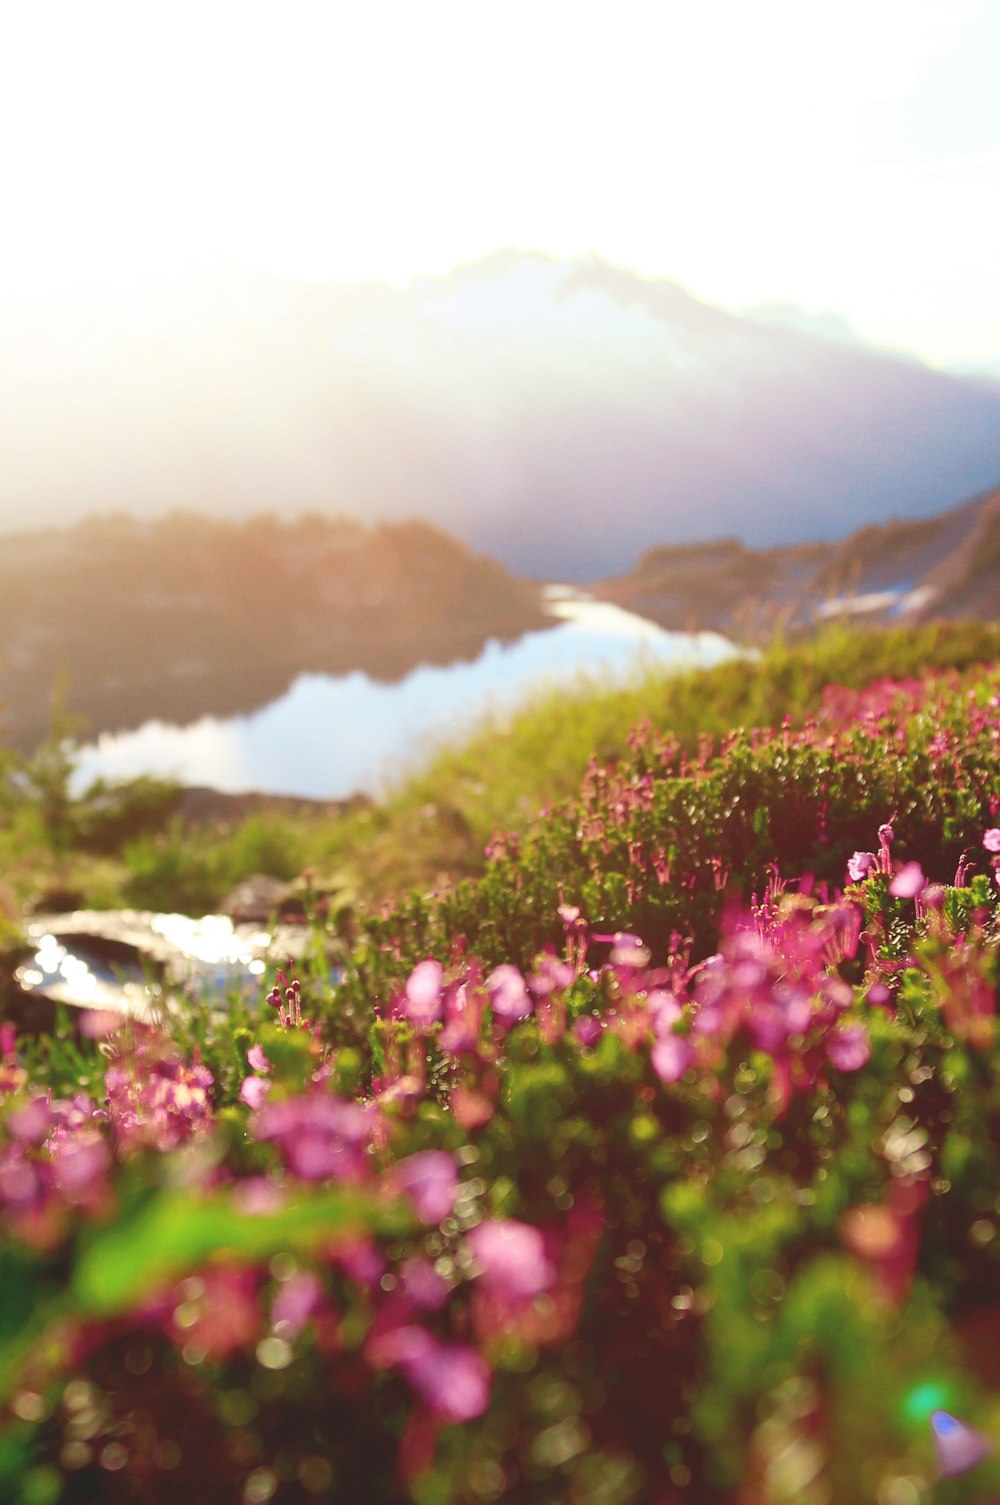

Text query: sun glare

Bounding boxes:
[0,0,997,366]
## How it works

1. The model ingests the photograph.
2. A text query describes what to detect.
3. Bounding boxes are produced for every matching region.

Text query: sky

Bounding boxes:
[1,0,998,370]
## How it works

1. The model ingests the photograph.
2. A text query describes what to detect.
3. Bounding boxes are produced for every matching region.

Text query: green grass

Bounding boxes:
[308,619,1000,902]
[3,619,1000,920]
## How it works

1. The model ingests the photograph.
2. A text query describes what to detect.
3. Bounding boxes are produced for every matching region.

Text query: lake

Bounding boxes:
[71,594,741,800]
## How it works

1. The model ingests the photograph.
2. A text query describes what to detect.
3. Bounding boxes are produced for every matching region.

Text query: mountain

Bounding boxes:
[1,251,999,579]
[0,513,548,748]
[595,483,1000,635]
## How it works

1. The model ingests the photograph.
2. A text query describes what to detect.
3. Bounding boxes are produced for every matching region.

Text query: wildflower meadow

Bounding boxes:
[2,639,1000,1503]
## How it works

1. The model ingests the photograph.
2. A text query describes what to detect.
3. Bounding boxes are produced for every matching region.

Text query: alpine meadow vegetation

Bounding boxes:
[2,623,1000,1503]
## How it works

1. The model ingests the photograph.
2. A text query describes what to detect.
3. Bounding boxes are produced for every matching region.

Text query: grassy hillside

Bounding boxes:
[3,620,1000,923]
[1,620,1000,1503]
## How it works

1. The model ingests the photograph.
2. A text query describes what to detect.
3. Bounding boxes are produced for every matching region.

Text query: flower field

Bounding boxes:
[2,650,1000,1503]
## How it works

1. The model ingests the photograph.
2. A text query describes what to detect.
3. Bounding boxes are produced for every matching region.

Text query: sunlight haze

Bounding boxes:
[2,0,998,369]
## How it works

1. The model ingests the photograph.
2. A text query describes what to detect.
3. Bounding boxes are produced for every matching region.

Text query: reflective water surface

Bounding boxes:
[73,596,741,800]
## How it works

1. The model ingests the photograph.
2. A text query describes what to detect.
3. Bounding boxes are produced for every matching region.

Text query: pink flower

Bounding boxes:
[239,1075,271,1110]
[983,828,1000,854]
[651,1034,694,1083]
[272,1270,325,1338]
[574,1015,602,1047]
[104,1039,214,1153]
[368,1326,490,1421]
[78,1009,128,1040]
[252,1093,374,1182]
[486,965,532,1025]
[50,1136,110,1201]
[5,1096,54,1147]
[232,1177,287,1216]
[409,1337,490,1422]
[247,1044,272,1073]
[338,1239,385,1288]
[529,956,573,995]
[889,862,926,899]
[826,1023,871,1073]
[609,934,650,968]
[847,851,877,883]
[467,1219,553,1300]
[438,980,485,1055]
[392,1151,459,1225]
[648,990,683,1034]
[402,961,444,1026]
[399,1257,450,1311]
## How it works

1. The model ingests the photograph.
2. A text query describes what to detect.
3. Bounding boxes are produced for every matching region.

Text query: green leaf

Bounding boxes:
[73,1184,411,1316]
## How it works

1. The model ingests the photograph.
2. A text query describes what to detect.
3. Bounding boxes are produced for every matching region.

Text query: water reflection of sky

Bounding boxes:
[72,599,741,800]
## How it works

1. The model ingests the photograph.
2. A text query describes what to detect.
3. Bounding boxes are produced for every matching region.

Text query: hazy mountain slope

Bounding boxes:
[0,513,547,747]
[2,251,998,579]
[596,484,1000,632]
[922,489,1000,620]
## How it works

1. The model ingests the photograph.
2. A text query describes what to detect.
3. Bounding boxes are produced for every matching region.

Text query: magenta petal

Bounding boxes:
[410,1338,491,1422]
[826,1024,871,1073]
[272,1270,324,1337]
[51,1138,110,1195]
[487,965,532,1023]
[286,1133,361,1182]
[931,1411,994,1478]
[371,1327,490,1422]
[651,1035,693,1083]
[400,1257,450,1311]
[889,862,926,898]
[240,1076,271,1109]
[393,1150,460,1225]
[467,1219,553,1299]
[247,1044,271,1073]
[403,960,444,1024]
[5,1096,54,1146]
[574,1015,602,1047]
[847,851,876,883]
[648,990,682,1035]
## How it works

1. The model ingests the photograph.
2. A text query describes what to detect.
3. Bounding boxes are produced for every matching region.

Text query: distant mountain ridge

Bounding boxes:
[595,483,1000,634]
[1,250,999,579]
[0,513,547,747]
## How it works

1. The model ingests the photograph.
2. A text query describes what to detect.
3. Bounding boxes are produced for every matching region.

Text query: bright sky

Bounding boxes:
[1,0,998,369]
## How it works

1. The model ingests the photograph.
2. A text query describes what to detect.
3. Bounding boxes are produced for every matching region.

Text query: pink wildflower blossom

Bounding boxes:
[104,1038,214,1153]
[252,1092,375,1182]
[486,965,532,1025]
[368,1326,490,1422]
[467,1219,554,1301]
[826,1023,871,1072]
[890,862,926,899]
[401,960,444,1026]
[651,1034,694,1083]
[271,1270,325,1339]
[391,1150,460,1225]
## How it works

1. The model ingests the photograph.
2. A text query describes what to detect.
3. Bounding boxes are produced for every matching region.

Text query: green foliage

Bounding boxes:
[4,620,1000,917]
[6,602,1000,1502]
[349,660,1000,994]
[121,818,223,913]
[72,1180,410,1319]
[71,775,179,855]
[308,619,1000,903]
[16,675,82,864]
